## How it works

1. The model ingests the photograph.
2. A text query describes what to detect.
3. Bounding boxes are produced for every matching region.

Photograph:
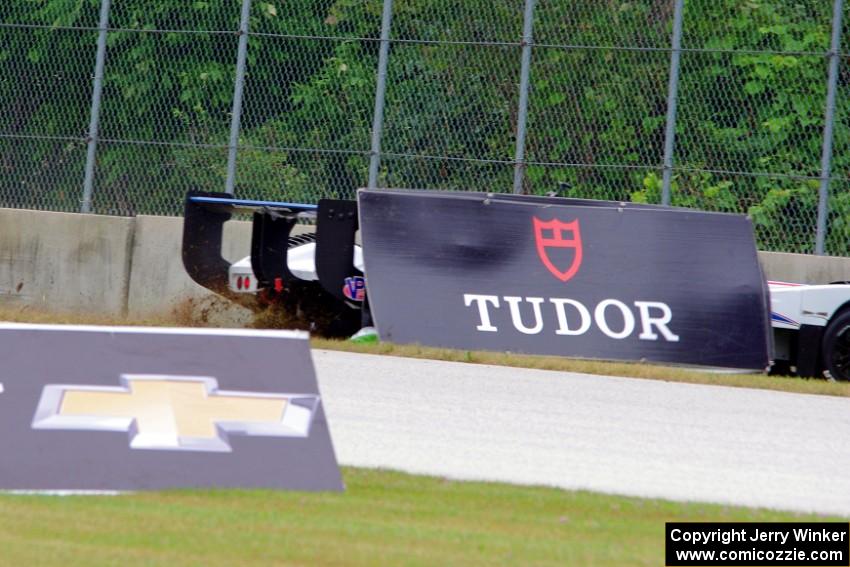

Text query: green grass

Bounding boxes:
[0,468,843,567]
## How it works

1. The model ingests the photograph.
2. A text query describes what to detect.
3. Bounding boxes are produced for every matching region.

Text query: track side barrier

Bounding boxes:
[359,189,772,370]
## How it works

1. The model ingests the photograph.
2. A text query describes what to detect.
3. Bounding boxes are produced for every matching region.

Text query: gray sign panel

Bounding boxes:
[360,189,771,370]
[0,324,342,491]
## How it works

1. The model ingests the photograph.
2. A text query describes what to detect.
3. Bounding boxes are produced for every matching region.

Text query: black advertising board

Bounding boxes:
[359,189,771,370]
[0,324,342,491]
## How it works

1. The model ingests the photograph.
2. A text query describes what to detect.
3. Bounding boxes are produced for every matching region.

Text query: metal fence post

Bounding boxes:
[367,0,394,190]
[225,0,252,196]
[815,0,844,255]
[512,0,536,195]
[660,0,685,206]
[80,0,111,214]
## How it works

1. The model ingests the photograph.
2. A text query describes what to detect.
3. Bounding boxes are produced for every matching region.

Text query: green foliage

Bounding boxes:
[0,0,847,253]
[669,0,845,253]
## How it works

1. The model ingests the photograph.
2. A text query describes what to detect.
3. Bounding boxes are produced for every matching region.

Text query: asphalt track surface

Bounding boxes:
[313,350,850,516]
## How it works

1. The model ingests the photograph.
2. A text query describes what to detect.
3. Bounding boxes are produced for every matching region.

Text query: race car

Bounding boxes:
[181,191,369,337]
[182,191,850,380]
[768,280,850,380]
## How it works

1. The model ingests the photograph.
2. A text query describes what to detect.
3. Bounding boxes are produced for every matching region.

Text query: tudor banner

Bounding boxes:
[0,324,342,491]
[359,189,771,370]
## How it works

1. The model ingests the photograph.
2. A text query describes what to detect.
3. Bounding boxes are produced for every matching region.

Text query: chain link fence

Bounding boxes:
[0,0,848,255]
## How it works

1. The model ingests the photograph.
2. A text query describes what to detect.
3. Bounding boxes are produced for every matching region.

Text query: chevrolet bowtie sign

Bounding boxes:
[32,375,320,452]
[0,324,342,491]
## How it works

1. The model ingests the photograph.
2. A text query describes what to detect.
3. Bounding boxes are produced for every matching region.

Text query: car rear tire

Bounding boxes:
[821,309,850,381]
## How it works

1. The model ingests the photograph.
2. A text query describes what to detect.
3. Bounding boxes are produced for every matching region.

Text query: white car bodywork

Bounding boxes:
[769,281,850,330]
[228,243,364,293]
[768,280,850,376]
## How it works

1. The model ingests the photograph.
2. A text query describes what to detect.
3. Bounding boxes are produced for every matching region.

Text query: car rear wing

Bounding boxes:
[182,191,360,303]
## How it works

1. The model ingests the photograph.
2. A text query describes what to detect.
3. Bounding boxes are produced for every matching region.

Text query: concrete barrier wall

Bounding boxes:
[0,209,134,316]
[126,215,253,323]
[759,251,850,284]
[0,207,847,319]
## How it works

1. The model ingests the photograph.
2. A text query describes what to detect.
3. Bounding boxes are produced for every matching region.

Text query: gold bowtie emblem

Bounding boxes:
[32,375,319,452]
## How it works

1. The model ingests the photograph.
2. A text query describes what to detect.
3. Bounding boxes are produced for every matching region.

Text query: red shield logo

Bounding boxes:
[533,217,583,282]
